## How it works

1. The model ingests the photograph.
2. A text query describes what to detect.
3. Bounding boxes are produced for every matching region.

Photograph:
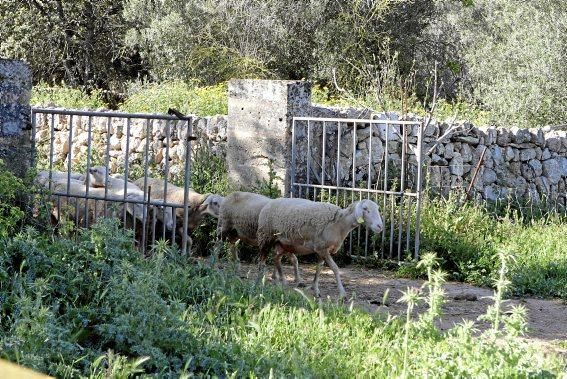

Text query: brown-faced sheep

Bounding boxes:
[134,177,223,232]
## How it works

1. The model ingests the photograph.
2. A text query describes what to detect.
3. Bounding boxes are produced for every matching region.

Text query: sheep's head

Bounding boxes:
[88,166,108,187]
[199,194,224,218]
[354,199,383,233]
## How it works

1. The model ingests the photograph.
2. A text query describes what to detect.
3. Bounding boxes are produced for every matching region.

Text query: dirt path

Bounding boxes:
[234,262,567,353]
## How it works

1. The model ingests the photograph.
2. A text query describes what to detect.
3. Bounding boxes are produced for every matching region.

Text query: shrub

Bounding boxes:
[0,160,26,239]
[120,81,227,116]
[31,83,106,109]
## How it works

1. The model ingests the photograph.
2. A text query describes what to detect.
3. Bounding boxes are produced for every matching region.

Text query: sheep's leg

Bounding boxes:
[289,254,303,286]
[324,254,346,299]
[274,245,287,285]
[313,257,325,298]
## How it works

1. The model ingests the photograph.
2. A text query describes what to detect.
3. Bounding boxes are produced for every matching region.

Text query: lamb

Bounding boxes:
[257,198,383,298]
[217,191,301,284]
[133,177,224,232]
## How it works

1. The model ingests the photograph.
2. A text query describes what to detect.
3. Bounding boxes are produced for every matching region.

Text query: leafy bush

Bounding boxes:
[427,0,567,128]
[0,160,26,239]
[0,221,564,377]
[120,81,227,116]
[31,83,106,109]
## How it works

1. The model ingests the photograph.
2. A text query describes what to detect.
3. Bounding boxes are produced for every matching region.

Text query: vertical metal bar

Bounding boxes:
[66,115,74,197]
[30,110,37,173]
[163,120,171,241]
[365,124,372,257]
[389,193,395,258]
[349,122,357,256]
[406,195,411,253]
[397,125,407,260]
[335,122,341,206]
[122,118,131,228]
[181,117,192,255]
[84,116,93,229]
[382,122,389,256]
[103,117,112,218]
[290,118,296,198]
[48,113,55,192]
[306,120,311,200]
[141,119,152,253]
[414,121,425,259]
[321,121,326,202]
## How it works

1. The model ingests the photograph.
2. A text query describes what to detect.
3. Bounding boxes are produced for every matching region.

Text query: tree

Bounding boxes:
[0,0,143,91]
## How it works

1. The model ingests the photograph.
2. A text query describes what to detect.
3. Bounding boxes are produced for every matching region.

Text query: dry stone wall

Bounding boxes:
[300,105,567,205]
[31,79,566,207]
[34,109,227,180]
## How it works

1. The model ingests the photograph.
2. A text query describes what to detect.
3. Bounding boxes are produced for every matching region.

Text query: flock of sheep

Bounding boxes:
[36,168,384,298]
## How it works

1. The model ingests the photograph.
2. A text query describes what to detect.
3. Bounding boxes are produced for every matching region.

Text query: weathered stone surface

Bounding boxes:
[454,135,480,145]
[546,133,562,152]
[461,143,473,162]
[482,167,497,184]
[542,158,562,184]
[449,153,464,176]
[228,79,311,193]
[511,127,531,144]
[0,59,32,178]
[519,148,536,161]
[528,159,543,176]
[496,129,511,145]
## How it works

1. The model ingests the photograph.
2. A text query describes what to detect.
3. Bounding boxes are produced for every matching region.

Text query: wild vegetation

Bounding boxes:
[4,0,565,127]
[0,211,564,376]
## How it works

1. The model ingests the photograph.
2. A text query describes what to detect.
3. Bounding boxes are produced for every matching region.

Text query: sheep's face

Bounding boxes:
[88,166,108,187]
[199,194,224,218]
[355,200,383,233]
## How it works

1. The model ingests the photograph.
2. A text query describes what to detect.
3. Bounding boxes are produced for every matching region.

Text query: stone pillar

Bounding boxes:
[227,79,311,195]
[0,59,33,178]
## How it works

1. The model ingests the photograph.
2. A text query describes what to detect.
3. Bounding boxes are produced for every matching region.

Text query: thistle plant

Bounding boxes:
[479,249,522,336]
[397,286,421,377]
[417,252,447,325]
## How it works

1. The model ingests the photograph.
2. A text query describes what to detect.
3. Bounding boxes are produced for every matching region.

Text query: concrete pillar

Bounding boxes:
[227,79,311,195]
[0,59,33,178]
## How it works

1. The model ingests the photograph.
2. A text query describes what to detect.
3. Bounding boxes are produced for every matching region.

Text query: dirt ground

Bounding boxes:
[232,261,567,354]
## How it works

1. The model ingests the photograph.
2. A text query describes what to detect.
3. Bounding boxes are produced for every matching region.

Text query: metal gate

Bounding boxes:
[31,108,194,254]
[290,116,424,260]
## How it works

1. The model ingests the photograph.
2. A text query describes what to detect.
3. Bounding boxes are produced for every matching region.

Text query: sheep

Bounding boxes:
[87,166,143,193]
[36,170,86,187]
[217,191,301,284]
[48,180,148,227]
[257,198,383,298]
[133,177,224,232]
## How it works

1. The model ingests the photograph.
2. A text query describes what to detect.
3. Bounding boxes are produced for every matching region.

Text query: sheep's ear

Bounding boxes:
[354,202,364,224]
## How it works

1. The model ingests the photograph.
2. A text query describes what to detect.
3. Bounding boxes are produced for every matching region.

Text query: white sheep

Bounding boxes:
[134,177,224,233]
[87,166,144,193]
[257,198,383,298]
[49,180,148,227]
[36,170,86,187]
[217,191,301,284]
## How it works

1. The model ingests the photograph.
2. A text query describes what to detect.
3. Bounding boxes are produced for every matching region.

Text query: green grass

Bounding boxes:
[0,220,564,378]
[416,194,567,298]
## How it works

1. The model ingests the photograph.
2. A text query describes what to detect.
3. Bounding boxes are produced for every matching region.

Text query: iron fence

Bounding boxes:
[31,108,194,254]
[290,116,424,260]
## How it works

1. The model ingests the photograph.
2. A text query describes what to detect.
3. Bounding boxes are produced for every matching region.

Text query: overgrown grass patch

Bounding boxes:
[0,220,565,377]
[120,81,227,116]
[417,194,567,299]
